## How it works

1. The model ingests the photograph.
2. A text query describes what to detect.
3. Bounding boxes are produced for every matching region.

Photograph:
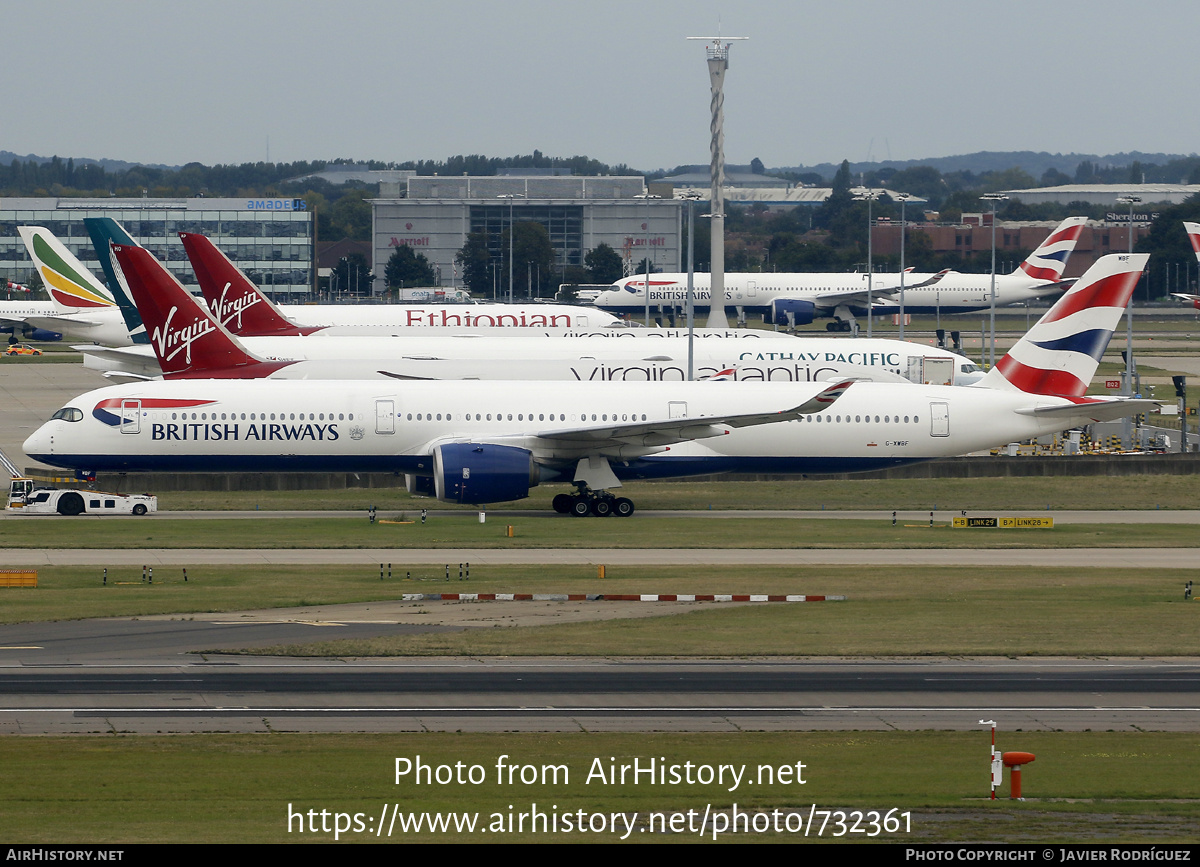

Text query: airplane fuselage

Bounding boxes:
[595,272,1060,315]
[25,378,1075,480]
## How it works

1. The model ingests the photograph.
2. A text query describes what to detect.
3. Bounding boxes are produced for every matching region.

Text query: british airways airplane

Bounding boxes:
[24,254,1153,517]
[82,241,981,386]
[594,216,1088,331]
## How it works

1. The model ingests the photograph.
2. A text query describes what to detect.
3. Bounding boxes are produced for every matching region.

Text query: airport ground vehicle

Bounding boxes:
[3,343,42,356]
[6,477,156,515]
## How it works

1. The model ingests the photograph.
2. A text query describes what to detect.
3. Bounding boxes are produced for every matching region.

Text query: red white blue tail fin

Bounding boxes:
[1014,216,1088,281]
[1185,222,1200,259]
[110,244,294,379]
[178,232,322,336]
[980,252,1148,397]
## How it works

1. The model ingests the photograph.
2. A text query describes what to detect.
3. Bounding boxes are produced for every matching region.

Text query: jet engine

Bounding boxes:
[431,443,540,504]
[764,298,815,326]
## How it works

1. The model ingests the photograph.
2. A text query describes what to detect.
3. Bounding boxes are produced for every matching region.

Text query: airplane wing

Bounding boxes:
[1015,397,1160,424]
[536,379,854,445]
[74,345,162,379]
[414,380,854,465]
[804,272,948,309]
[23,314,110,330]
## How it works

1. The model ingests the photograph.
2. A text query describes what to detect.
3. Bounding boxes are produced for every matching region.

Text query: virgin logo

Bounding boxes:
[152,305,215,365]
[214,282,260,329]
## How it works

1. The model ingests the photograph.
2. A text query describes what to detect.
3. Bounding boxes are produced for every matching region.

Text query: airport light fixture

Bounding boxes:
[1116,195,1143,441]
[497,194,524,304]
[854,190,880,337]
[634,193,660,326]
[980,193,1008,366]
[680,190,703,380]
[896,193,911,340]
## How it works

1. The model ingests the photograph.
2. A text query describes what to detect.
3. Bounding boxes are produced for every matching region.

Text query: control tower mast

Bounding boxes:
[687,32,747,329]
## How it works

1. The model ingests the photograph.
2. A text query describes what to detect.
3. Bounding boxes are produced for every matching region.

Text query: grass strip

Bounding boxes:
[1,732,1197,843]
[155,475,1200,512]
[3,515,1200,550]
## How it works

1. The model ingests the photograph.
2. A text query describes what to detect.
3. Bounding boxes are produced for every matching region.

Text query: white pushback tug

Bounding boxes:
[2,446,155,516]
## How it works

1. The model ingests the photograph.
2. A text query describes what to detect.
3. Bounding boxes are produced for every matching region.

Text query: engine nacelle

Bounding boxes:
[765,298,815,326]
[29,328,63,342]
[432,443,539,504]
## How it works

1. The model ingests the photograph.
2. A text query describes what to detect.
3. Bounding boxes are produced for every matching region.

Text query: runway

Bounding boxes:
[3,655,1196,734]
[2,604,1198,734]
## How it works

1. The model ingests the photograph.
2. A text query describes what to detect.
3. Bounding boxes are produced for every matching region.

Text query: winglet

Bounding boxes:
[179,232,323,336]
[110,243,294,379]
[790,378,856,414]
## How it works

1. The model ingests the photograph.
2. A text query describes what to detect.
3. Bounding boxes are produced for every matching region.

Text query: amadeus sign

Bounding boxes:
[246,198,307,211]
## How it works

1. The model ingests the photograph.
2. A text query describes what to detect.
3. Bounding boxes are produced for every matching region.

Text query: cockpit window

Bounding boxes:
[51,407,84,422]
[961,364,980,373]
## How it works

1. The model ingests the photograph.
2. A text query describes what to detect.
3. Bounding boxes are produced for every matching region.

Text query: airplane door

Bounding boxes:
[669,401,687,419]
[120,399,140,434]
[747,280,757,298]
[577,315,588,326]
[376,399,395,435]
[930,402,949,437]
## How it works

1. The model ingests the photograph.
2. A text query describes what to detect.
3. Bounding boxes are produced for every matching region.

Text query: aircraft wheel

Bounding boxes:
[840,320,853,332]
[570,497,591,518]
[56,492,84,516]
[132,504,148,516]
[613,497,635,518]
[590,498,613,518]
[825,321,838,332]
[552,493,574,514]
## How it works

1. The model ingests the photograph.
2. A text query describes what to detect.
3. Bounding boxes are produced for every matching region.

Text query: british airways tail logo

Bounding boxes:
[152,305,216,365]
[214,282,260,330]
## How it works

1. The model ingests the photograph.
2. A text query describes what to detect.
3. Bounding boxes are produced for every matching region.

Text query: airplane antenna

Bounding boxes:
[687,31,748,330]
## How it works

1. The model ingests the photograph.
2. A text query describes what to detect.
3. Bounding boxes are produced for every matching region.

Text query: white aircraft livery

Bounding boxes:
[83,241,980,385]
[2,227,135,345]
[25,254,1153,516]
[594,216,1088,330]
[81,218,619,333]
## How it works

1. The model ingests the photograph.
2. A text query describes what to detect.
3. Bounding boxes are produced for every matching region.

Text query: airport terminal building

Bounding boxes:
[371,174,683,295]
[0,197,313,296]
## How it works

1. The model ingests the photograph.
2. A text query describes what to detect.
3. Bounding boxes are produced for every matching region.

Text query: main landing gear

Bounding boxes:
[826,319,854,332]
[551,488,636,518]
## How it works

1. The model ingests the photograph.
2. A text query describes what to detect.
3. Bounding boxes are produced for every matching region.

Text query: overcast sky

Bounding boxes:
[4,0,1195,172]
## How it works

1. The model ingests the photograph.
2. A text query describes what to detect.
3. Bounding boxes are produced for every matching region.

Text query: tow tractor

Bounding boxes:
[3,448,156,516]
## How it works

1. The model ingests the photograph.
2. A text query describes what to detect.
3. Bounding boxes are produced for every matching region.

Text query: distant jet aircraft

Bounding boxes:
[1,227,132,345]
[83,218,619,334]
[25,254,1153,517]
[86,241,981,386]
[594,216,1089,331]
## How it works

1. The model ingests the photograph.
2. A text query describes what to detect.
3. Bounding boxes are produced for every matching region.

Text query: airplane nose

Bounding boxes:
[23,424,52,460]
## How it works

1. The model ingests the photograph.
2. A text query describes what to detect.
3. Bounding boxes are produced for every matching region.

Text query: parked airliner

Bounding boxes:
[594,216,1088,330]
[82,218,618,333]
[1,227,133,345]
[86,242,981,385]
[24,254,1153,517]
